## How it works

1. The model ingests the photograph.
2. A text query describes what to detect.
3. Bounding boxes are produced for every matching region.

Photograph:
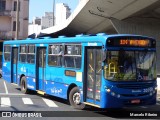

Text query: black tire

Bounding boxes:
[0,74,2,78]
[69,87,85,110]
[20,76,29,94]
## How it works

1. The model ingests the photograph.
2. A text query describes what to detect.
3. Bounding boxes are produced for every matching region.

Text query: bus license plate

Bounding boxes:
[131,99,140,104]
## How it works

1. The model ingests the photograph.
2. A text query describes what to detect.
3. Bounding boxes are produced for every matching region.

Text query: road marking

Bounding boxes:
[22,98,33,104]
[42,98,58,107]
[3,81,8,94]
[1,97,11,107]
[0,93,25,95]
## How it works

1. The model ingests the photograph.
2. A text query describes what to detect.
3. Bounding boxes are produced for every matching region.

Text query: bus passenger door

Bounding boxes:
[36,47,46,91]
[11,47,18,84]
[84,47,102,106]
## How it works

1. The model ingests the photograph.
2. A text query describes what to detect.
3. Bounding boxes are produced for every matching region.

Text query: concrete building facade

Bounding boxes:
[55,3,71,25]
[32,17,41,25]
[41,12,54,29]
[0,0,29,40]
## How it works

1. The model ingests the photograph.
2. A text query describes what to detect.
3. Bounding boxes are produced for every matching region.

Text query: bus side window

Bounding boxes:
[48,45,62,66]
[4,45,11,62]
[64,45,81,69]
[19,45,27,63]
[27,45,35,64]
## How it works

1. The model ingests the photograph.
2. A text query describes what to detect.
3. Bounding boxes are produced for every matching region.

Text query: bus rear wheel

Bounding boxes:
[69,87,85,110]
[20,76,29,94]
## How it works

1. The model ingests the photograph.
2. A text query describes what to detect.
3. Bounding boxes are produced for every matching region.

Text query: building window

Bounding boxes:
[48,45,63,66]
[19,45,27,63]
[4,45,11,62]
[13,21,16,31]
[13,1,20,11]
[0,1,6,11]
[27,45,35,64]
[64,45,82,69]
[13,21,20,31]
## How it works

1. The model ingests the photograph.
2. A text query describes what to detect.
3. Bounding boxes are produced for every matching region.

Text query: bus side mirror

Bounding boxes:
[102,50,107,62]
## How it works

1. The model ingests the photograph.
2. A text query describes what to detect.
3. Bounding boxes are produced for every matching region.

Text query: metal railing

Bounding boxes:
[0,31,12,40]
[0,10,11,16]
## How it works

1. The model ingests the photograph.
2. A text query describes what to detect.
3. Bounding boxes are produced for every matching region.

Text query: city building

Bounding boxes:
[55,3,71,25]
[28,23,41,37]
[41,12,54,29]
[28,17,42,36]
[32,17,41,25]
[0,0,29,40]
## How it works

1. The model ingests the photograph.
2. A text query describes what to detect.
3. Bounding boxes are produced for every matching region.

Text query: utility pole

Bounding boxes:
[53,0,55,26]
[15,0,19,40]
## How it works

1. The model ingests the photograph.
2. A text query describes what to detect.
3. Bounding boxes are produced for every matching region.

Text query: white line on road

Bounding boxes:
[42,98,58,107]
[0,93,25,95]
[1,97,11,107]
[3,81,8,94]
[22,98,33,104]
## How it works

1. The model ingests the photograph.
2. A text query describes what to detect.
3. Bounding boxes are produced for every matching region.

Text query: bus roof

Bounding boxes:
[3,34,155,45]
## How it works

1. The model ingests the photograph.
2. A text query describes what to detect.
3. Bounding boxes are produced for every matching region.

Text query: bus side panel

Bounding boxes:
[2,62,11,83]
[26,64,36,90]
[18,63,36,90]
[45,80,68,99]
[45,66,83,99]
[45,67,67,99]
[26,77,36,90]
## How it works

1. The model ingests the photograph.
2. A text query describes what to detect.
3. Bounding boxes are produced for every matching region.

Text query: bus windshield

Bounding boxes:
[104,50,156,81]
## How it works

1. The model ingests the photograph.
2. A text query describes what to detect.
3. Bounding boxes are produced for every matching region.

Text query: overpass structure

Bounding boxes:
[41,0,160,37]
[40,0,160,74]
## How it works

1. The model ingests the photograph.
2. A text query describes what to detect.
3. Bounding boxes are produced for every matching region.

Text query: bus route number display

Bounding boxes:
[120,39,149,47]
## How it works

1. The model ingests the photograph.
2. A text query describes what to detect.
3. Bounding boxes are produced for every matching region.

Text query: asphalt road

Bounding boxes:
[0,78,160,120]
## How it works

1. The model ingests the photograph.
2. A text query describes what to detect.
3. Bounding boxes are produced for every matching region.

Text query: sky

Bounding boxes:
[29,0,79,23]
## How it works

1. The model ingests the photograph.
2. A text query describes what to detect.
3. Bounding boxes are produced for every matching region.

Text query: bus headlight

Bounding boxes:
[106,89,111,93]
[117,94,120,98]
[149,93,153,96]
[111,92,115,96]
[155,87,157,91]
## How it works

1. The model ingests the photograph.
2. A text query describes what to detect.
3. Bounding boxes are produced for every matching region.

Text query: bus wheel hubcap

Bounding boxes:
[73,92,80,105]
[22,81,25,90]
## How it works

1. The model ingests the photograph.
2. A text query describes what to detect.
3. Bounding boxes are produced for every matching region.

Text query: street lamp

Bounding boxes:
[15,0,19,40]
[53,0,55,26]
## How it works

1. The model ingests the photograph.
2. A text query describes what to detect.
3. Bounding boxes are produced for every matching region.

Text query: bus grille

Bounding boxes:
[116,83,154,89]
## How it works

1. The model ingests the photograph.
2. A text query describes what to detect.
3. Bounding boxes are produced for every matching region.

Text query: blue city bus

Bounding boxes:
[2,33,157,109]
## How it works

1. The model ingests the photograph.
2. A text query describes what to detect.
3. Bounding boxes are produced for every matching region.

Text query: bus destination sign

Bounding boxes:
[119,39,149,47]
[107,37,156,48]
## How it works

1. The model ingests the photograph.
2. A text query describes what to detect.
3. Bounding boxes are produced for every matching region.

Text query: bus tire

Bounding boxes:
[20,76,29,94]
[69,87,85,110]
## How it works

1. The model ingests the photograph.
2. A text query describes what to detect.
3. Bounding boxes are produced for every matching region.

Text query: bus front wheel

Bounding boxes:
[20,76,29,94]
[69,87,85,109]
